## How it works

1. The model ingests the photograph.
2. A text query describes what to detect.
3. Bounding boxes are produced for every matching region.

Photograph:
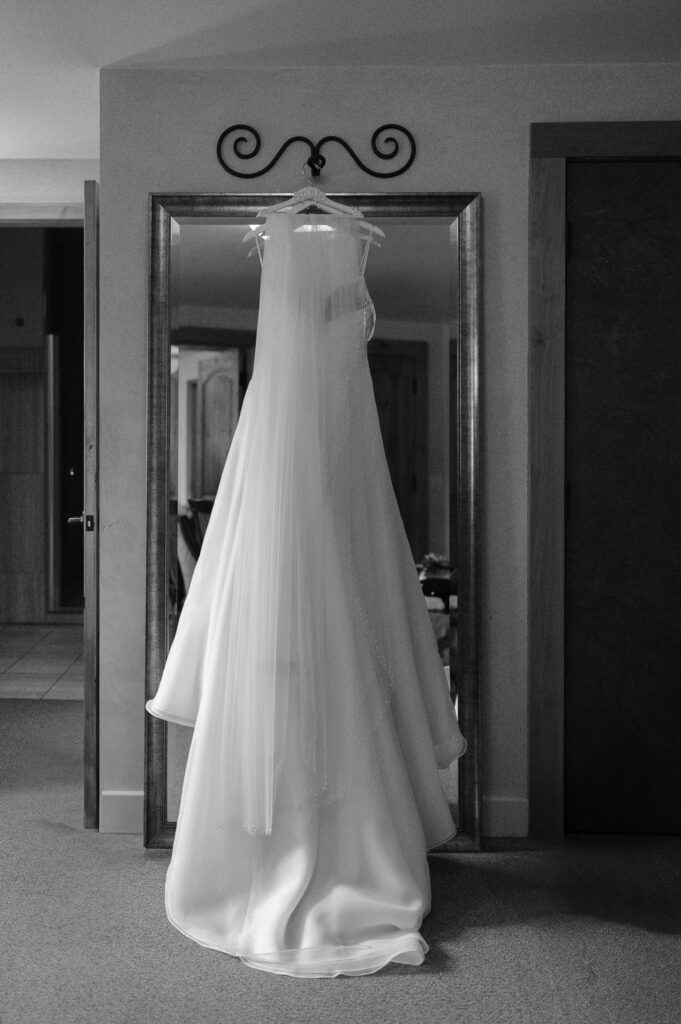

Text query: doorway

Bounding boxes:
[47,228,85,611]
[0,226,84,622]
[0,196,98,829]
[529,122,681,837]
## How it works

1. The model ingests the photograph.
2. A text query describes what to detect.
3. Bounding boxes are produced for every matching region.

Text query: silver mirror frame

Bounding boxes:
[144,192,482,850]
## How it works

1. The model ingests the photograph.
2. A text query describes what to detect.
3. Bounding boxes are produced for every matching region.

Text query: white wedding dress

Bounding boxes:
[146,212,466,977]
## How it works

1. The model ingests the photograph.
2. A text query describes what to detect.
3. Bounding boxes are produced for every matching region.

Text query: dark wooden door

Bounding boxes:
[565,160,681,833]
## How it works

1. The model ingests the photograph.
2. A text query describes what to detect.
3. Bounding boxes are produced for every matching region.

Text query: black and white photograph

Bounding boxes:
[1,2,680,1022]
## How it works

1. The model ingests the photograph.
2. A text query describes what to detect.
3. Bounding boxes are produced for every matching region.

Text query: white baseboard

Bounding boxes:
[483,796,529,837]
[99,790,144,833]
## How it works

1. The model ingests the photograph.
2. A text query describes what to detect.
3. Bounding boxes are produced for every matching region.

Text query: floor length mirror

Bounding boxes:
[145,193,481,849]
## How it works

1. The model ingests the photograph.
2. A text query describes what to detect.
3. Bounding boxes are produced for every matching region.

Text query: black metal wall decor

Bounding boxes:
[216,124,416,179]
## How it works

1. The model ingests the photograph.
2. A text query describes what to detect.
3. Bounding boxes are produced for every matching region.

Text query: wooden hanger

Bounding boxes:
[257,187,364,219]
[245,188,383,261]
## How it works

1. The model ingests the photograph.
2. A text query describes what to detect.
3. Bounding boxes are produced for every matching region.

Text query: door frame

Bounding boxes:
[528,121,681,838]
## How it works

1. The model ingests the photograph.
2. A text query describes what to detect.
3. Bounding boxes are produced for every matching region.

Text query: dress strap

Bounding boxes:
[254,230,264,268]
[359,225,375,275]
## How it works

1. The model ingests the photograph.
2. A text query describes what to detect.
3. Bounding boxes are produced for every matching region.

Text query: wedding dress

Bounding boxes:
[146,212,466,977]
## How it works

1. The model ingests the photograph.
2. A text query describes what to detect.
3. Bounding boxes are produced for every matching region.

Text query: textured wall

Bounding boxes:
[100,63,681,834]
[0,159,100,213]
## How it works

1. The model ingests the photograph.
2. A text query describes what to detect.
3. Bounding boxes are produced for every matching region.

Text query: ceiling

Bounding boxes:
[3,0,681,159]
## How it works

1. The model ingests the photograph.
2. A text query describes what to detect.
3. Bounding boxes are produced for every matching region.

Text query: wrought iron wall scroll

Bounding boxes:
[216,124,416,179]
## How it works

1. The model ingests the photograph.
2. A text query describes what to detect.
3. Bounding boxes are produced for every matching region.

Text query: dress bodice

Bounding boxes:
[259,214,376,345]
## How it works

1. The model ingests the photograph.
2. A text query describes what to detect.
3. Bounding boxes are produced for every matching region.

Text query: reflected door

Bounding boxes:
[192,350,240,499]
[368,339,428,561]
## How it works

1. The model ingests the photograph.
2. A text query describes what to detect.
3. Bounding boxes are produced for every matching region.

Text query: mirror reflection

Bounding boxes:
[165,216,460,824]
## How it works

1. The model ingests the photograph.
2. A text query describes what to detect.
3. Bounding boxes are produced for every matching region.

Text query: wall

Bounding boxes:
[100,62,681,835]
[0,159,100,220]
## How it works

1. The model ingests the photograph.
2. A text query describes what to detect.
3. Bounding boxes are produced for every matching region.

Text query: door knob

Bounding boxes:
[68,512,96,531]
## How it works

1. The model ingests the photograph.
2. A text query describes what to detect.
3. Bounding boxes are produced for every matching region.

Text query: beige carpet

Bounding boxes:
[1,698,679,1024]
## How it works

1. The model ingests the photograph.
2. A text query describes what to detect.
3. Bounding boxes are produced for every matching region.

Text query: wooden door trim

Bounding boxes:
[528,154,566,839]
[528,122,681,838]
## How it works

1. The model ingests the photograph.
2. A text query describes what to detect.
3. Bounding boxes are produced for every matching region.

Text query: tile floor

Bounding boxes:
[0,624,84,700]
